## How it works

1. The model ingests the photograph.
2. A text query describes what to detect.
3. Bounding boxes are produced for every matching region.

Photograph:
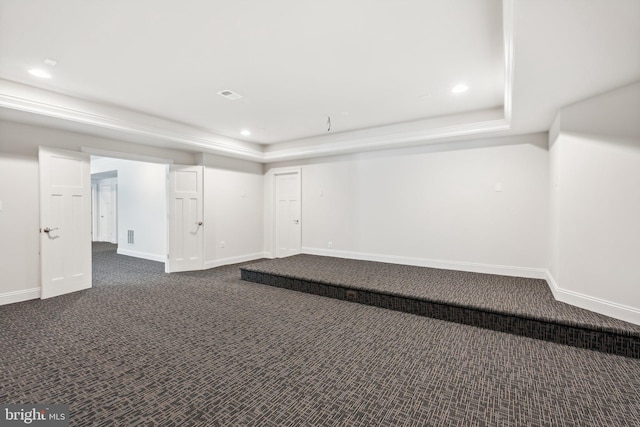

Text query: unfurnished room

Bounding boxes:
[1,0,640,425]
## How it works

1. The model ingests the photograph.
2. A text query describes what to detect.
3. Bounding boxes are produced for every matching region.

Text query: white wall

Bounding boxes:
[0,120,197,304]
[91,157,167,262]
[548,81,640,324]
[266,133,549,277]
[0,153,40,303]
[200,154,265,268]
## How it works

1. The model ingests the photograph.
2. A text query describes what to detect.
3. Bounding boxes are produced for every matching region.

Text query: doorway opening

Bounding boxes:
[90,156,168,267]
[40,147,206,299]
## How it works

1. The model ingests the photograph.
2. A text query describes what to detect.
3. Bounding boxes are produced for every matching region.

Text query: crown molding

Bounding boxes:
[0,82,265,162]
[503,0,515,123]
[264,118,511,162]
[0,0,515,163]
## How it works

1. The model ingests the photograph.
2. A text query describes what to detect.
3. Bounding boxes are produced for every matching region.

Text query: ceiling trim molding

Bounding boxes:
[503,0,515,124]
[264,119,511,162]
[0,87,265,161]
[0,1,515,163]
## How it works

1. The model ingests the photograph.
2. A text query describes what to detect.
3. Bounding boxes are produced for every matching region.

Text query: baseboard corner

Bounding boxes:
[544,270,640,326]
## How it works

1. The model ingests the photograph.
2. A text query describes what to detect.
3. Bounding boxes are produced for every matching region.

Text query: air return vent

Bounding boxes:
[217,89,242,100]
[127,230,135,245]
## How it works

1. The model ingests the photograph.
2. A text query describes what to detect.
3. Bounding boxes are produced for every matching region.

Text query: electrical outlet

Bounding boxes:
[328,241,333,248]
[220,241,225,248]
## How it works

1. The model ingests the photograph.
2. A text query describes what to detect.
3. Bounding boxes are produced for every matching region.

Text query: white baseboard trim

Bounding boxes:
[301,247,547,279]
[117,247,166,263]
[205,252,268,269]
[0,287,41,306]
[545,271,640,326]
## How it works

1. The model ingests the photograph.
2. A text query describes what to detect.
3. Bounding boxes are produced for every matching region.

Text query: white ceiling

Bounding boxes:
[0,0,639,161]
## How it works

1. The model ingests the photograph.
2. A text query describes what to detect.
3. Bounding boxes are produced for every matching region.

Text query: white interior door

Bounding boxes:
[275,172,301,257]
[97,179,117,243]
[167,165,204,272]
[39,147,92,299]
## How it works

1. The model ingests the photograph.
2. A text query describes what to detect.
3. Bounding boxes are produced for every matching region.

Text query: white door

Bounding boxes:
[97,179,117,243]
[166,165,204,272]
[275,172,301,257]
[39,147,92,299]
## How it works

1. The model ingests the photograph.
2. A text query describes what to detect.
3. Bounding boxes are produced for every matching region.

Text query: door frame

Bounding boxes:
[82,147,174,269]
[265,167,302,258]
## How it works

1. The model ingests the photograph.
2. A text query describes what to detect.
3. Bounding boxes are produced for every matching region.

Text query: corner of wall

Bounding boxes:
[549,111,561,146]
[548,80,640,326]
[545,270,640,326]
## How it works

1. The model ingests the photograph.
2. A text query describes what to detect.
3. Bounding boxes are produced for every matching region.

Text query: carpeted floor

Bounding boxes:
[1,242,640,426]
[241,255,640,335]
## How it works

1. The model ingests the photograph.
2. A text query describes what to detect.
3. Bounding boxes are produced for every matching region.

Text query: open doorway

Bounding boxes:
[90,156,168,265]
[38,147,205,299]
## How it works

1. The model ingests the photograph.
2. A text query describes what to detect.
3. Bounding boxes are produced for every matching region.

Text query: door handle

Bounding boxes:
[43,227,59,233]
[196,221,203,226]
[293,219,299,224]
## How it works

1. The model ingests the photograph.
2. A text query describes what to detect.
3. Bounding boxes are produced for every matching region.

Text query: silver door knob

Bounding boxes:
[293,219,299,224]
[43,227,58,233]
[197,221,203,226]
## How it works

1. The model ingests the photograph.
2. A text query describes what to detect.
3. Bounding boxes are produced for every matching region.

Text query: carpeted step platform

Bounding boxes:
[240,254,640,358]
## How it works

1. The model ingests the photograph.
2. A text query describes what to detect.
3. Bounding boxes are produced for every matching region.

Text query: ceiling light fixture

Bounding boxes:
[451,84,469,94]
[28,68,51,78]
[218,90,242,100]
[240,129,251,136]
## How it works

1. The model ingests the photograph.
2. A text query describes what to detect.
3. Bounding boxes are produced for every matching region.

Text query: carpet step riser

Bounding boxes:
[240,270,640,359]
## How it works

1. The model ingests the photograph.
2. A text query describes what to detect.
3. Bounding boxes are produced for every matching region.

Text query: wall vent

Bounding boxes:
[217,89,242,100]
[127,230,135,245]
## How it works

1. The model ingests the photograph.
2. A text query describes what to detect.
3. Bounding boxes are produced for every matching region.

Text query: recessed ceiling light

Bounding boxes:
[240,129,251,136]
[28,68,51,78]
[451,84,469,94]
[218,90,242,100]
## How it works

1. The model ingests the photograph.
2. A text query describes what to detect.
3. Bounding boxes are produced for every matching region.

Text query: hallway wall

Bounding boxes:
[91,157,167,262]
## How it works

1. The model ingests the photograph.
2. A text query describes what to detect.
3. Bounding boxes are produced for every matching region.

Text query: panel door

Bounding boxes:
[167,165,204,272]
[39,147,92,299]
[275,172,301,258]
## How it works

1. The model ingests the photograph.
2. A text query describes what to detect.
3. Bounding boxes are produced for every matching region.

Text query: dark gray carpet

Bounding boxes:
[1,243,640,426]
[241,254,640,336]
